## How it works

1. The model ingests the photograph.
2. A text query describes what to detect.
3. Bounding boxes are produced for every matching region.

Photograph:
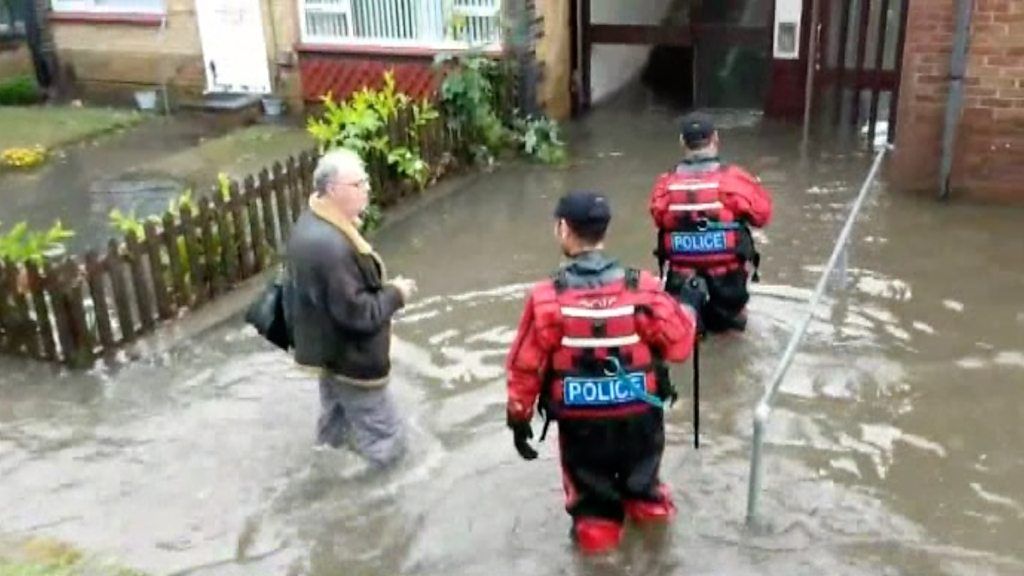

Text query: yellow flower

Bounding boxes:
[1,145,47,169]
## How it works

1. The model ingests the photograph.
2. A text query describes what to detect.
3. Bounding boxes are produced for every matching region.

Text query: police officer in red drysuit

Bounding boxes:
[505,191,698,555]
[650,112,773,333]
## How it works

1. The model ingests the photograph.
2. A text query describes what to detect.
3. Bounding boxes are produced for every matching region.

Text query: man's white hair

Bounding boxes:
[313,148,366,196]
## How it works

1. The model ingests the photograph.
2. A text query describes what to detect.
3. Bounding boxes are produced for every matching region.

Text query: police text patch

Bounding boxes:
[563,373,647,407]
[670,230,728,254]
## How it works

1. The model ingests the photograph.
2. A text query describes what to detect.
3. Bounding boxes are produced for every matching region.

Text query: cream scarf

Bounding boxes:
[308,195,388,281]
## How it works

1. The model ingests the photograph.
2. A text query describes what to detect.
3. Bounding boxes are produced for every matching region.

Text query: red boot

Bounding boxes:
[572,518,623,554]
[625,485,676,523]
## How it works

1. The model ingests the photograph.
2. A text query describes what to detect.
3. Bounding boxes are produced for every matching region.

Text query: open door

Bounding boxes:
[196,0,272,94]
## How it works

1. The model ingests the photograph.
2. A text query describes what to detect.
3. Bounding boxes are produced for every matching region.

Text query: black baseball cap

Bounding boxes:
[680,112,715,147]
[553,191,611,227]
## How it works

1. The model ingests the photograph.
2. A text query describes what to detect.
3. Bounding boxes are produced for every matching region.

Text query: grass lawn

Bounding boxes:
[0,106,142,150]
[147,123,315,188]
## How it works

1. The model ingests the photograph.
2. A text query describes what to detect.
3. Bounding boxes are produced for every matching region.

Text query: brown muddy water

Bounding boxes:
[2,94,1023,576]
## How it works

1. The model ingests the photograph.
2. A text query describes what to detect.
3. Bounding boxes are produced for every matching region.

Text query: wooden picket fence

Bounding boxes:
[0,111,463,367]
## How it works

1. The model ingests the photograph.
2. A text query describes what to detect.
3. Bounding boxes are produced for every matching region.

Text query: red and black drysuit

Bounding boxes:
[649,156,773,332]
[505,251,696,552]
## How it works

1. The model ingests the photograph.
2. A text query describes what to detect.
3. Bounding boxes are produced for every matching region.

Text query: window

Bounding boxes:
[1,0,26,38]
[300,0,502,49]
[50,0,165,14]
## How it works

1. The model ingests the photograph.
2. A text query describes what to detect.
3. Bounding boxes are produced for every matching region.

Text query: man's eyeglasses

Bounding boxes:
[344,176,370,188]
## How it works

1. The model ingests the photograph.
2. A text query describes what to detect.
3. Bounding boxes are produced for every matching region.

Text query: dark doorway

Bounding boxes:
[640,44,695,109]
[572,0,772,115]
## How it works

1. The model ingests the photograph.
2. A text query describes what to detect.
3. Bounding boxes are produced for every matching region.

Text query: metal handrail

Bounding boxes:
[746,145,890,524]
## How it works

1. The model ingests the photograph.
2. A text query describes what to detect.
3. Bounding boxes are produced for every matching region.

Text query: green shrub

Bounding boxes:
[0,220,74,265]
[0,75,42,105]
[436,54,567,166]
[306,70,439,231]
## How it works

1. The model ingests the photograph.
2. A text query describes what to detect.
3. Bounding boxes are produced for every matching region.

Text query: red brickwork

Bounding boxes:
[298,51,442,103]
[893,0,1024,201]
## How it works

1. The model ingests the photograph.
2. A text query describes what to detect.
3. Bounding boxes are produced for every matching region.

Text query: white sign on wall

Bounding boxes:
[773,0,803,60]
[196,0,272,94]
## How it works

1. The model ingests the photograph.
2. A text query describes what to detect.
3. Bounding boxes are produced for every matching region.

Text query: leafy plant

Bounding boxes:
[108,188,213,291]
[216,173,232,202]
[513,116,567,165]
[0,220,74,265]
[107,208,146,239]
[306,70,440,231]
[360,204,383,234]
[437,54,567,166]
[108,189,198,237]
[435,52,510,164]
[0,74,42,105]
[387,147,429,188]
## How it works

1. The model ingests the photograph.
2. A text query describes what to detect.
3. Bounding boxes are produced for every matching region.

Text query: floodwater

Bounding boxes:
[2,90,1024,576]
[0,115,229,253]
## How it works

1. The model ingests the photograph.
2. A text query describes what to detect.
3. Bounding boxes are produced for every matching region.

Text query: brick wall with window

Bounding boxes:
[892,0,1024,202]
[1,0,32,79]
[49,0,300,103]
[296,0,507,104]
[298,0,503,50]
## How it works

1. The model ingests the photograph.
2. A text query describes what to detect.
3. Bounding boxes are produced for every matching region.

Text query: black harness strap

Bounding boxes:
[693,337,700,450]
[625,267,640,290]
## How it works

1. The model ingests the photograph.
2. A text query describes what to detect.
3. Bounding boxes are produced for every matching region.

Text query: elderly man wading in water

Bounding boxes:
[285,148,418,468]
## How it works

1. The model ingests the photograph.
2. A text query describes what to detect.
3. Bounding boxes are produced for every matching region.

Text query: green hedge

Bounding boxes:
[0,75,42,105]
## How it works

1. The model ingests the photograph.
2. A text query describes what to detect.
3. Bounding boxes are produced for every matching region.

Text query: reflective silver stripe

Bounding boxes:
[668,201,724,212]
[560,305,635,319]
[668,182,719,191]
[562,334,641,348]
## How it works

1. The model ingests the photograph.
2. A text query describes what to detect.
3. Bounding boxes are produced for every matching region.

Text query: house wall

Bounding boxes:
[535,0,571,120]
[892,0,1024,202]
[52,0,301,106]
[0,42,34,79]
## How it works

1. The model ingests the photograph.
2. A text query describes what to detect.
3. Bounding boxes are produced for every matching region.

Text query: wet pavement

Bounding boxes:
[2,90,1024,576]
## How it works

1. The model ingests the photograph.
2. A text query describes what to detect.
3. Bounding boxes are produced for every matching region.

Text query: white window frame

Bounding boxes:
[50,0,165,15]
[1,3,26,37]
[298,0,503,51]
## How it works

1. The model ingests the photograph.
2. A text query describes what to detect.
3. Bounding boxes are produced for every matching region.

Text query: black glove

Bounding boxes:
[654,362,678,407]
[507,417,538,461]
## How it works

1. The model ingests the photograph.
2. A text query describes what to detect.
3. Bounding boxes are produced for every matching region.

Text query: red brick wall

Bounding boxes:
[297,51,441,104]
[892,0,1024,202]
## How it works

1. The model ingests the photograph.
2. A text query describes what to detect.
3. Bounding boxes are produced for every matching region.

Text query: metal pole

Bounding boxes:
[746,403,768,523]
[803,0,822,145]
[830,243,849,290]
[745,146,889,525]
[939,0,974,200]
